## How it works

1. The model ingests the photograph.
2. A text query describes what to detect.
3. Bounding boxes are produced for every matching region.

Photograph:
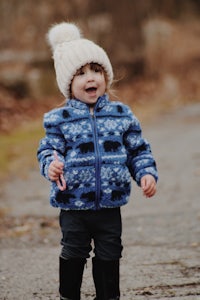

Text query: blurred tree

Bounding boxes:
[0,0,200,97]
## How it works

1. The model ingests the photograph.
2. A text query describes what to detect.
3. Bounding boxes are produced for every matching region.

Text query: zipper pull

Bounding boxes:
[90,106,94,116]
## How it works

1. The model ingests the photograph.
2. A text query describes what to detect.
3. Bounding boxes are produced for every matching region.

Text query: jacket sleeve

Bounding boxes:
[123,110,158,186]
[37,110,66,180]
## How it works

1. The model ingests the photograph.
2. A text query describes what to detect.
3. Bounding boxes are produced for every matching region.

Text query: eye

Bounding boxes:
[76,68,85,76]
[94,68,100,73]
[91,63,103,73]
[94,66,102,73]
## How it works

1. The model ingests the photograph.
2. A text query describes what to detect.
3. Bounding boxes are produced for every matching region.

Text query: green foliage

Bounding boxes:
[0,122,44,179]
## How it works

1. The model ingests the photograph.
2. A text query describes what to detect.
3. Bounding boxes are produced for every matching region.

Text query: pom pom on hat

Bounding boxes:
[46,22,113,98]
[47,22,81,51]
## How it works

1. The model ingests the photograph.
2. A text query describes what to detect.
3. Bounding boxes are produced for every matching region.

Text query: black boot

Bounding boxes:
[59,256,86,300]
[92,258,120,300]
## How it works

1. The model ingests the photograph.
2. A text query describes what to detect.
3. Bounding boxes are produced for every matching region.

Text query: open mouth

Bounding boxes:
[85,87,97,93]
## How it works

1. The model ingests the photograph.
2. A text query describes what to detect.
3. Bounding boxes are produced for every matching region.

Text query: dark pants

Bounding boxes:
[59,208,123,260]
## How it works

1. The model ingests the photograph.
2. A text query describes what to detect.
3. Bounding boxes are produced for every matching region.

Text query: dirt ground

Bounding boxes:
[0,103,200,300]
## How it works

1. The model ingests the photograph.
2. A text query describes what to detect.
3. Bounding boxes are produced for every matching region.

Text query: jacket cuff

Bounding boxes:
[135,167,158,186]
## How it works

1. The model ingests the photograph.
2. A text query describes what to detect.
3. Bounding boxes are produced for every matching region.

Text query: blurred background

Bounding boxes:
[0,0,200,178]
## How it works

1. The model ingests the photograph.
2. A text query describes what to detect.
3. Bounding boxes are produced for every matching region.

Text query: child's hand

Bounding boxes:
[48,151,66,191]
[140,174,156,198]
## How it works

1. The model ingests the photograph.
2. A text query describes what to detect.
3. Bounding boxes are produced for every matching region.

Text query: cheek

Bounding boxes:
[71,79,80,93]
[97,73,106,84]
[71,82,78,98]
[100,78,107,91]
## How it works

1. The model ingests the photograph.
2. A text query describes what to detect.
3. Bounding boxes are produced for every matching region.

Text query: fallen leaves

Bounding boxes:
[0,214,59,239]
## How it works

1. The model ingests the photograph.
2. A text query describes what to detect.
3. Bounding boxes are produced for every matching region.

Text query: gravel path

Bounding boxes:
[0,103,200,299]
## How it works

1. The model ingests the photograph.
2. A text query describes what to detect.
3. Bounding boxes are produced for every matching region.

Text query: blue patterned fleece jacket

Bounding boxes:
[37,94,158,210]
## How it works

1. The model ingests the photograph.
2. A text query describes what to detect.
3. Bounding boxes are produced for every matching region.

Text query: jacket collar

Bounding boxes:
[66,94,109,112]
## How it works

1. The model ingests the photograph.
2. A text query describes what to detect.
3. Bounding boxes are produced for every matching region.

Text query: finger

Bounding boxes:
[59,174,67,191]
[49,166,61,178]
[53,151,64,169]
[53,151,66,191]
[56,176,66,191]
[60,174,66,189]
[49,173,60,181]
[52,152,64,171]
[141,177,147,190]
[56,179,64,191]
[54,150,59,161]
[144,185,156,197]
[52,164,63,174]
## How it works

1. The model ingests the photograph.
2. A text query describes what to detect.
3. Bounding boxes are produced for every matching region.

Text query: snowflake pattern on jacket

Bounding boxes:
[37,94,158,210]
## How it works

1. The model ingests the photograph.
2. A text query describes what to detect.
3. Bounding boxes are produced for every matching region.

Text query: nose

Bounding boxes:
[86,69,94,81]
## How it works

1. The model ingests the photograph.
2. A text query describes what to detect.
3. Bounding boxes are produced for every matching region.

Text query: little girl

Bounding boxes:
[37,22,158,300]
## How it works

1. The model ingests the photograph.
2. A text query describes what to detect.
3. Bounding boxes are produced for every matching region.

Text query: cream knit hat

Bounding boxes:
[47,22,113,98]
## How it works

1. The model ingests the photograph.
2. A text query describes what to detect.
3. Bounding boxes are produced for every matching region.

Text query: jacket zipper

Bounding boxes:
[90,111,101,210]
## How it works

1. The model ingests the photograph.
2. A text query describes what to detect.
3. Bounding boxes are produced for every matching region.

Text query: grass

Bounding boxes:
[0,121,44,181]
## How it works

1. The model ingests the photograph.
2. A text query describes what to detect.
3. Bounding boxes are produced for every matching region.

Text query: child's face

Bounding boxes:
[71,63,106,106]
